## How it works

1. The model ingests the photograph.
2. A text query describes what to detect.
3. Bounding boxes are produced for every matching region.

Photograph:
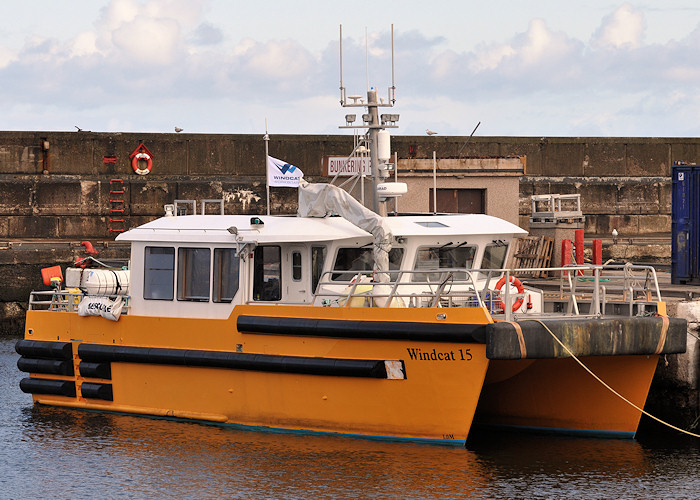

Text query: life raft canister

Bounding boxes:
[495,275,525,312]
[132,152,152,175]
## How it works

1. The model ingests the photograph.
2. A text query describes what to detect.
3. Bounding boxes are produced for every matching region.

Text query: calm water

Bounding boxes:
[2,336,700,499]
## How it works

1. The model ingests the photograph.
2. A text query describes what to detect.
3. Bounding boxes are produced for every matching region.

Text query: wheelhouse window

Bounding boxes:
[311,246,327,292]
[144,246,175,300]
[177,247,211,301]
[412,244,477,282]
[213,248,240,303]
[482,242,509,270]
[331,247,404,281]
[253,246,281,301]
[292,251,302,281]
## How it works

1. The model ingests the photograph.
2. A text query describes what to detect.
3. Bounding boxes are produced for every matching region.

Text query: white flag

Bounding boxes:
[267,156,304,187]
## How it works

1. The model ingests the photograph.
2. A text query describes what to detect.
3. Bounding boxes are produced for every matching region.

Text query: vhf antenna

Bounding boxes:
[339,24,396,107]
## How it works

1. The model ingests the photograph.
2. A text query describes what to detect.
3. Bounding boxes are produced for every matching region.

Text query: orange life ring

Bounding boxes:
[132,152,152,175]
[495,275,525,312]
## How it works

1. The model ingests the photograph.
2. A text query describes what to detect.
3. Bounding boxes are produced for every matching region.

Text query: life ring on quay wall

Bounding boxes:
[495,275,525,312]
[132,152,152,175]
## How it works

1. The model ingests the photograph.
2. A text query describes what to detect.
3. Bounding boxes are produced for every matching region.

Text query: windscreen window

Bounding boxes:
[413,245,476,282]
[331,247,404,281]
[482,243,509,270]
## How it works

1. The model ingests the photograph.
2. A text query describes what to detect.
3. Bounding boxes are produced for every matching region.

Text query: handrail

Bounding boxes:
[312,263,663,317]
[28,290,130,314]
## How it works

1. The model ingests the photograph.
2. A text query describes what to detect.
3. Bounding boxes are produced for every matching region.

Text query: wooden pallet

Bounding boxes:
[509,236,554,278]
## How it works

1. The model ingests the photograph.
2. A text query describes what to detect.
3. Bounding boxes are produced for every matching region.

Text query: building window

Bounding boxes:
[292,251,302,281]
[213,248,240,303]
[177,248,211,301]
[253,246,281,301]
[413,245,477,282]
[429,188,485,214]
[144,247,175,300]
[311,246,327,292]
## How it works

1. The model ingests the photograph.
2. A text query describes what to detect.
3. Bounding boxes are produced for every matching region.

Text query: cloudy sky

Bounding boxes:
[2,0,700,137]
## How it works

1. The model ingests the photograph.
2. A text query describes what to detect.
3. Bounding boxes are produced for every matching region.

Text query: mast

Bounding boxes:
[367,88,381,213]
[338,24,399,214]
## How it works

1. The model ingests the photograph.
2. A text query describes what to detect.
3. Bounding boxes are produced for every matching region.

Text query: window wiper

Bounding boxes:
[439,241,468,251]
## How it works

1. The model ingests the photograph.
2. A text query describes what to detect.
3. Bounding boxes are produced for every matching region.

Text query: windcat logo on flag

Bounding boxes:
[267,156,304,187]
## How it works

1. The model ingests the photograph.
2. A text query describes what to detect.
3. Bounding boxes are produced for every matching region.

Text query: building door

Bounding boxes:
[429,188,485,213]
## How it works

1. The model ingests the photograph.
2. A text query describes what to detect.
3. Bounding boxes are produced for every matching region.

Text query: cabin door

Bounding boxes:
[285,246,309,303]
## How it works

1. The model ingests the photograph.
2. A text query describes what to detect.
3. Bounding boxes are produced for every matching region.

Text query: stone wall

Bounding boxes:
[1,132,699,240]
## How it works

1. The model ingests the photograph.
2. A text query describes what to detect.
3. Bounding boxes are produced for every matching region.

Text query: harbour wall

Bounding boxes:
[0,132,695,242]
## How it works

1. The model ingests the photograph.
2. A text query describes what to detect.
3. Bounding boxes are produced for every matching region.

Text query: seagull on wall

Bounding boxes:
[426,129,437,135]
[175,127,183,133]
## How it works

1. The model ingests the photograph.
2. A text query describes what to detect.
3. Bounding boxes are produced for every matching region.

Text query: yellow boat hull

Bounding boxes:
[474,355,659,437]
[21,305,493,444]
[19,304,675,443]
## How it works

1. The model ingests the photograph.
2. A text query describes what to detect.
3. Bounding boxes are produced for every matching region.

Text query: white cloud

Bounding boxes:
[241,40,314,78]
[591,4,645,49]
[0,46,17,68]
[519,19,577,64]
[233,38,256,57]
[68,32,101,58]
[111,16,183,65]
[191,22,223,46]
[96,0,140,34]
[468,45,516,72]
[141,0,206,31]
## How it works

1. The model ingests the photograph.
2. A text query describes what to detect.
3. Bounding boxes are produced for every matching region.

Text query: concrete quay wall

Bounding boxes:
[1,132,698,243]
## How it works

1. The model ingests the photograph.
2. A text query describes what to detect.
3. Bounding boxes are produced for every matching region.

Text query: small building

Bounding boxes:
[323,155,525,225]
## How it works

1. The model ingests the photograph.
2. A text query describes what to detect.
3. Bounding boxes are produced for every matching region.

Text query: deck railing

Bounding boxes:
[27,263,662,320]
[313,263,663,320]
[28,290,130,314]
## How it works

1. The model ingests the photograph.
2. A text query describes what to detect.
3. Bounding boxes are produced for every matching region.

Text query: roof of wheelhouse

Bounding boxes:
[117,213,527,244]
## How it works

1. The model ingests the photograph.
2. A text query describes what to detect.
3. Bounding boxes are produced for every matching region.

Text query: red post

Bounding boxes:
[574,229,585,275]
[592,239,602,266]
[574,229,584,265]
[562,239,572,275]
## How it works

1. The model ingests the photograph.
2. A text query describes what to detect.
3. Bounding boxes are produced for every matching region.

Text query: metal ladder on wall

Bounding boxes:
[109,178,126,234]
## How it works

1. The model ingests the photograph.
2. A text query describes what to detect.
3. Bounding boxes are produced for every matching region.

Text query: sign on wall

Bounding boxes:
[322,156,372,176]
